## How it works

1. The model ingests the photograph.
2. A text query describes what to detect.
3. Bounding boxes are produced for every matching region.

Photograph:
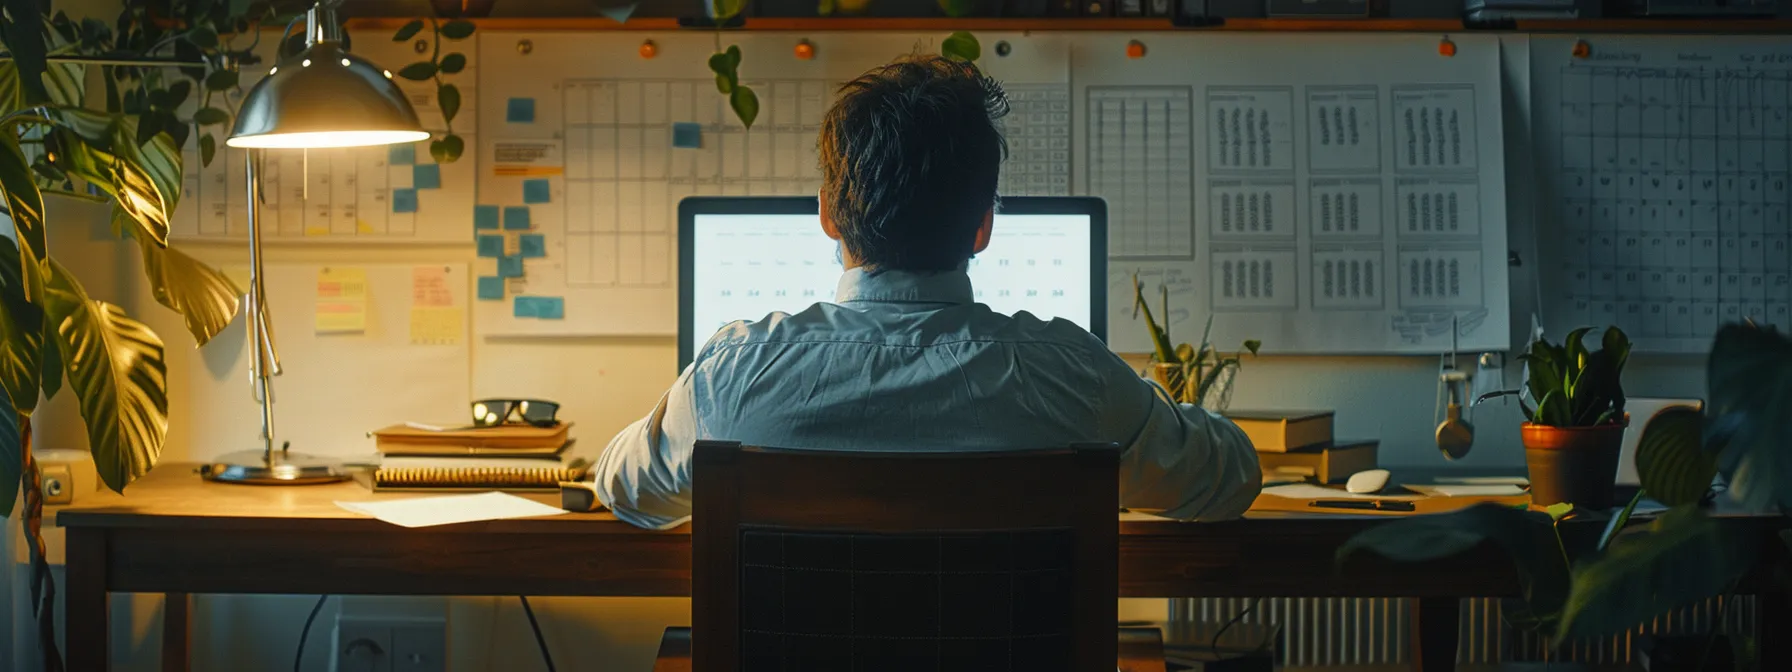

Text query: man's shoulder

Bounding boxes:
[694,302,1112,358]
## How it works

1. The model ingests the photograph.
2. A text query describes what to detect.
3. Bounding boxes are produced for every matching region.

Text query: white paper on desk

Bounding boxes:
[335,492,568,528]
[1403,484,1526,497]
[1259,484,1422,501]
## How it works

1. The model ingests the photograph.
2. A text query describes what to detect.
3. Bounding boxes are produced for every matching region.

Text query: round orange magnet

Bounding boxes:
[1572,40,1591,59]
[795,40,816,60]
[639,40,657,59]
[1126,40,1146,59]
[1438,37,1456,57]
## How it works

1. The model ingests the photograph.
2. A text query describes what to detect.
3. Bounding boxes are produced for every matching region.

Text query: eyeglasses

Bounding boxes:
[470,399,561,428]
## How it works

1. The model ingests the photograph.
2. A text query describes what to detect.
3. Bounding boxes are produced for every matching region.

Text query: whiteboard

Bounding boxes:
[183,263,471,461]
[169,32,479,244]
[1079,33,1511,355]
[1531,35,1792,353]
[470,30,1071,336]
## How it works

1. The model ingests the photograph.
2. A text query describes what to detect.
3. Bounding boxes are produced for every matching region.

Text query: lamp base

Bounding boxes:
[199,449,352,485]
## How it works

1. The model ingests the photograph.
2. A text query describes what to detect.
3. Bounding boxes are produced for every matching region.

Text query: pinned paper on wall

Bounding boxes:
[498,254,524,278]
[388,143,417,165]
[392,188,418,213]
[412,265,455,308]
[519,233,546,258]
[413,164,442,190]
[523,178,552,204]
[503,206,531,230]
[477,276,505,301]
[316,267,369,334]
[507,97,536,123]
[409,307,463,345]
[672,122,702,148]
[477,234,505,258]
[474,204,501,230]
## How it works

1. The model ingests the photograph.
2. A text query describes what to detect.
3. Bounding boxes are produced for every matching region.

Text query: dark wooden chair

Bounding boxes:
[651,440,1160,672]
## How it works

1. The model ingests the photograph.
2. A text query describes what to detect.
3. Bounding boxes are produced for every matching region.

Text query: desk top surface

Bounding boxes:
[54,462,1550,535]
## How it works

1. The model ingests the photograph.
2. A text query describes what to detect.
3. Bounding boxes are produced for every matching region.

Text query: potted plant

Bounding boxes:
[1514,326,1632,510]
[1338,322,1789,664]
[1131,274,1260,411]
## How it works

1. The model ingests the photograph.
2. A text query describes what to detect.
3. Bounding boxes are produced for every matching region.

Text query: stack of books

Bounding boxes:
[1225,410,1378,484]
[365,422,588,492]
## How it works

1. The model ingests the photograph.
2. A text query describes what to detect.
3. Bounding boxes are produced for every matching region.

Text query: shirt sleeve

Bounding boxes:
[1110,366,1263,521]
[593,364,701,530]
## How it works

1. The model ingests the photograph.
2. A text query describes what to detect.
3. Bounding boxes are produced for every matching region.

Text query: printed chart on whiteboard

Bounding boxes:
[168,37,477,244]
[471,32,1071,336]
[1532,36,1792,353]
[1077,34,1509,354]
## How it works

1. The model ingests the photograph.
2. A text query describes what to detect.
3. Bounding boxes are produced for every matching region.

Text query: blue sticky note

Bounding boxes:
[477,276,504,301]
[507,97,536,123]
[413,164,441,190]
[391,188,418,214]
[672,122,702,149]
[537,297,564,320]
[388,143,416,165]
[519,233,546,258]
[476,234,505,258]
[503,206,532,231]
[523,179,552,204]
[498,254,524,279]
[513,298,536,318]
[474,204,500,230]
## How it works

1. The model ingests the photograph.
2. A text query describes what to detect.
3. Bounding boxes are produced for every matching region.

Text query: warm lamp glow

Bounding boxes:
[225,129,430,149]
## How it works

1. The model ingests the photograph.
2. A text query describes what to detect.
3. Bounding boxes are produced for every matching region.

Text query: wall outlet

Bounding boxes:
[333,616,447,672]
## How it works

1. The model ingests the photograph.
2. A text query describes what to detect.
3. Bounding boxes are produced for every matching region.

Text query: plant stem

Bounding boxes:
[21,417,65,672]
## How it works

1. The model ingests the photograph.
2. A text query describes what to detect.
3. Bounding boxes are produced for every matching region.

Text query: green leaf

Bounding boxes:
[1597,491,1644,552]
[439,19,476,40]
[1536,389,1570,427]
[439,52,467,75]
[189,26,219,49]
[151,80,192,110]
[0,0,52,104]
[38,312,59,401]
[393,19,425,42]
[1554,506,1754,643]
[0,236,43,416]
[1243,340,1262,356]
[942,31,981,62]
[1338,503,1572,620]
[1565,326,1594,376]
[430,134,465,164]
[204,69,238,92]
[398,62,438,82]
[938,0,977,16]
[1635,407,1714,506]
[193,107,229,127]
[1603,326,1631,372]
[1523,344,1564,415]
[437,83,461,125]
[0,138,47,307]
[1569,349,1623,426]
[1706,323,1792,511]
[709,51,738,94]
[199,134,217,168]
[1543,502,1575,521]
[0,387,17,516]
[709,0,748,20]
[730,85,759,129]
[43,260,168,494]
[107,124,182,247]
[137,238,241,347]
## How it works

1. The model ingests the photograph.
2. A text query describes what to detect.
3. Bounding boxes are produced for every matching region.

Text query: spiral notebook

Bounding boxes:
[362,453,591,493]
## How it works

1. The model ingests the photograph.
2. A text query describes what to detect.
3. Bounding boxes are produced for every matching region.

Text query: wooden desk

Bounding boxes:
[57,465,1789,672]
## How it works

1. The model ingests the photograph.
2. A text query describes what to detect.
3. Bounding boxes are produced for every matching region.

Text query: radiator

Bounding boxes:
[1167,595,1756,669]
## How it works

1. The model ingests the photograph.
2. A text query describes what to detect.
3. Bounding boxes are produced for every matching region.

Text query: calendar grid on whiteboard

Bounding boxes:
[1087,86,1196,261]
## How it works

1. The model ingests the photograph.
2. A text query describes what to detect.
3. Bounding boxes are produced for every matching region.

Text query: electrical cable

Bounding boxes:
[1210,596,1263,659]
[294,594,330,672]
[519,595,557,672]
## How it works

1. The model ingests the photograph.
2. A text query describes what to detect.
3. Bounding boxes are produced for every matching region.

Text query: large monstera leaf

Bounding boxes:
[137,234,241,346]
[0,236,43,417]
[41,108,181,247]
[0,132,47,306]
[43,260,168,493]
[1706,323,1792,511]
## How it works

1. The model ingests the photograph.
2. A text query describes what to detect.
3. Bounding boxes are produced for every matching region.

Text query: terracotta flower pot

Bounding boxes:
[1521,419,1627,510]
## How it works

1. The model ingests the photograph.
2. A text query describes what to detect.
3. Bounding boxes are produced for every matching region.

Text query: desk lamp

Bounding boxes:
[203,0,429,485]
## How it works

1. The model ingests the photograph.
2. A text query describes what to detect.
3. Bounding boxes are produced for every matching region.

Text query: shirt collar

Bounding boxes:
[834,265,973,305]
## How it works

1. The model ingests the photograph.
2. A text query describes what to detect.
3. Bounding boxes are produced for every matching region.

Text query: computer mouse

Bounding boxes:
[1346,469,1391,494]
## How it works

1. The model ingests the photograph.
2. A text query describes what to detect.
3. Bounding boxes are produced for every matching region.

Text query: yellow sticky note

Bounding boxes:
[409,307,462,345]
[316,267,368,334]
[412,266,454,308]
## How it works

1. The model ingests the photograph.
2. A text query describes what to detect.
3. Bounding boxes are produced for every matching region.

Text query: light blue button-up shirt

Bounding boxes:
[595,267,1262,530]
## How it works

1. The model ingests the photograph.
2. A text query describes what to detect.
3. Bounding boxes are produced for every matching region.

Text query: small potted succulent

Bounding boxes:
[1131,274,1260,411]
[1514,326,1632,509]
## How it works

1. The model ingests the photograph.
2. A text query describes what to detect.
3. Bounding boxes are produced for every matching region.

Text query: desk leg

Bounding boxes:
[162,593,192,672]
[1761,590,1791,672]
[1409,597,1458,672]
[65,527,109,672]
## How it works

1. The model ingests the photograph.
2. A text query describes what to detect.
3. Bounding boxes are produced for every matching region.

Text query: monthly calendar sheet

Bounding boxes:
[1532,36,1792,353]
[1076,34,1511,354]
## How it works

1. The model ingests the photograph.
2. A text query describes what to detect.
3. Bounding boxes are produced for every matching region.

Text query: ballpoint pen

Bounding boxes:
[1309,499,1416,512]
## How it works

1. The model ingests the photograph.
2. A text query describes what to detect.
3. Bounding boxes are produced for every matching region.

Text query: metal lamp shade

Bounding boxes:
[226,41,429,149]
